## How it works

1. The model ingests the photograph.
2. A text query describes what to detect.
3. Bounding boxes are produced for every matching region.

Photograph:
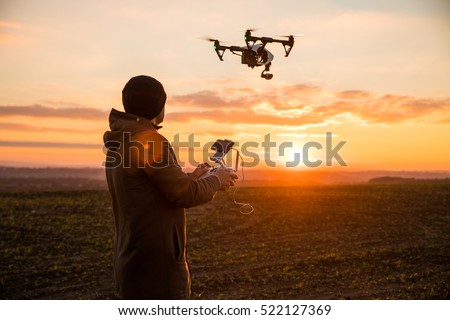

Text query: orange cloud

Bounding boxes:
[0,122,99,133]
[168,85,450,126]
[166,110,323,126]
[435,117,450,124]
[0,141,100,149]
[0,21,22,29]
[0,20,25,44]
[0,104,107,120]
[319,95,450,123]
[336,90,372,99]
[3,85,450,130]
[170,90,250,110]
[282,84,322,96]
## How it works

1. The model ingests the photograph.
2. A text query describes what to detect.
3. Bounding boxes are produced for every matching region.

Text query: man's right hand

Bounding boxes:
[213,167,238,190]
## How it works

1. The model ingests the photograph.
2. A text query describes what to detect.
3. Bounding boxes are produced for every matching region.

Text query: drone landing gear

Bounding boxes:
[261,63,273,80]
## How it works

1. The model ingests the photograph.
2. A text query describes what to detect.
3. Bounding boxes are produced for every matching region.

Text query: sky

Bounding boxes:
[0,0,449,172]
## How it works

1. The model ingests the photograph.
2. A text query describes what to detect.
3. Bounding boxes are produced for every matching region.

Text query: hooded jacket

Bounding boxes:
[103,108,220,299]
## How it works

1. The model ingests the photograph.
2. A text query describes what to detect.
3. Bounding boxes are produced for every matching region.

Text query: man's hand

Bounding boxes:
[213,166,238,190]
[189,163,211,180]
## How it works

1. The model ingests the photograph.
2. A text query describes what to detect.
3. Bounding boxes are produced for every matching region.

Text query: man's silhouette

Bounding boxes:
[103,75,237,299]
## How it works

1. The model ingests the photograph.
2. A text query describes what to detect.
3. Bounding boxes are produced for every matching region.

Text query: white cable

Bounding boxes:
[231,148,254,214]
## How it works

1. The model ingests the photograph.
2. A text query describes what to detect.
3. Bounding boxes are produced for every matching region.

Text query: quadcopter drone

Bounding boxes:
[206,29,296,80]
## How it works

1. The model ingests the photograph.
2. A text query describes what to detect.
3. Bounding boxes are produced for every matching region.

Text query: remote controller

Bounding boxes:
[197,139,236,179]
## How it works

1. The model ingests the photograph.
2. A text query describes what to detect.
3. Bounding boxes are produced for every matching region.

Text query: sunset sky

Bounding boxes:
[0,0,449,172]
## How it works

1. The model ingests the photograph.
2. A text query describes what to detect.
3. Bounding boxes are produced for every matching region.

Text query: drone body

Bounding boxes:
[207,29,295,80]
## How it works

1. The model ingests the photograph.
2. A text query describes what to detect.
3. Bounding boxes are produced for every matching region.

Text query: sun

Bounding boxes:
[278,147,303,169]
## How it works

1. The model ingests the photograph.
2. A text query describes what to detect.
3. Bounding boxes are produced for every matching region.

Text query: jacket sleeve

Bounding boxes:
[140,133,221,208]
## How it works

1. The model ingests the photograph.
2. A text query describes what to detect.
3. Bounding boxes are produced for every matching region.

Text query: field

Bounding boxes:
[1,182,449,299]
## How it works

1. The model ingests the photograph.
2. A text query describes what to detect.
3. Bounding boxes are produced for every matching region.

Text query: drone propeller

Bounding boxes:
[276,34,304,38]
[239,28,259,33]
[198,36,231,46]
[199,36,218,42]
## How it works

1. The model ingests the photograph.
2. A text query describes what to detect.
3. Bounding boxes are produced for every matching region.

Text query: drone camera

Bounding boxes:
[261,62,273,80]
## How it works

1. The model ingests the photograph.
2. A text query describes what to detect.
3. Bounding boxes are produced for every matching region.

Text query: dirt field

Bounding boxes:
[1,182,449,299]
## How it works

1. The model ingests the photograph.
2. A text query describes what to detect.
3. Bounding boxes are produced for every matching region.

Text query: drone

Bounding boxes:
[205,29,296,80]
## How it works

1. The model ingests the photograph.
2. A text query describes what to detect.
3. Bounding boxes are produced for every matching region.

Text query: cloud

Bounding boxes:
[0,140,100,149]
[0,122,99,134]
[168,85,450,126]
[435,118,450,124]
[325,95,450,123]
[166,110,323,126]
[0,21,22,29]
[0,104,107,120]
[282,84,322,96]
[170,88,287,111]
[0,34,16,42]
[2,84,449,129]
[170,90,250,110]
[0,20,25,44]
[336,90,372,99]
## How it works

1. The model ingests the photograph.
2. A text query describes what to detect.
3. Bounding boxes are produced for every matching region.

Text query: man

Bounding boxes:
[103,75,237,299]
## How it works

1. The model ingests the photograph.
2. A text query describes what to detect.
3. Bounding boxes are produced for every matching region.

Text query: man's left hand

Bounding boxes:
[189,163,211,180]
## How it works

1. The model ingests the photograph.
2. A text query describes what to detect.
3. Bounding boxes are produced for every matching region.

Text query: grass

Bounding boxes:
[0,182,449,299]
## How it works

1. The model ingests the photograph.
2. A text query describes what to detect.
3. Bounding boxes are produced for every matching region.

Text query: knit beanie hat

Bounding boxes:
[122,75,166,120]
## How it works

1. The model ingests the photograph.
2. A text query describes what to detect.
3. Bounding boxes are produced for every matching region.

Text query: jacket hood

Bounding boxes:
[103,108,159,148]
